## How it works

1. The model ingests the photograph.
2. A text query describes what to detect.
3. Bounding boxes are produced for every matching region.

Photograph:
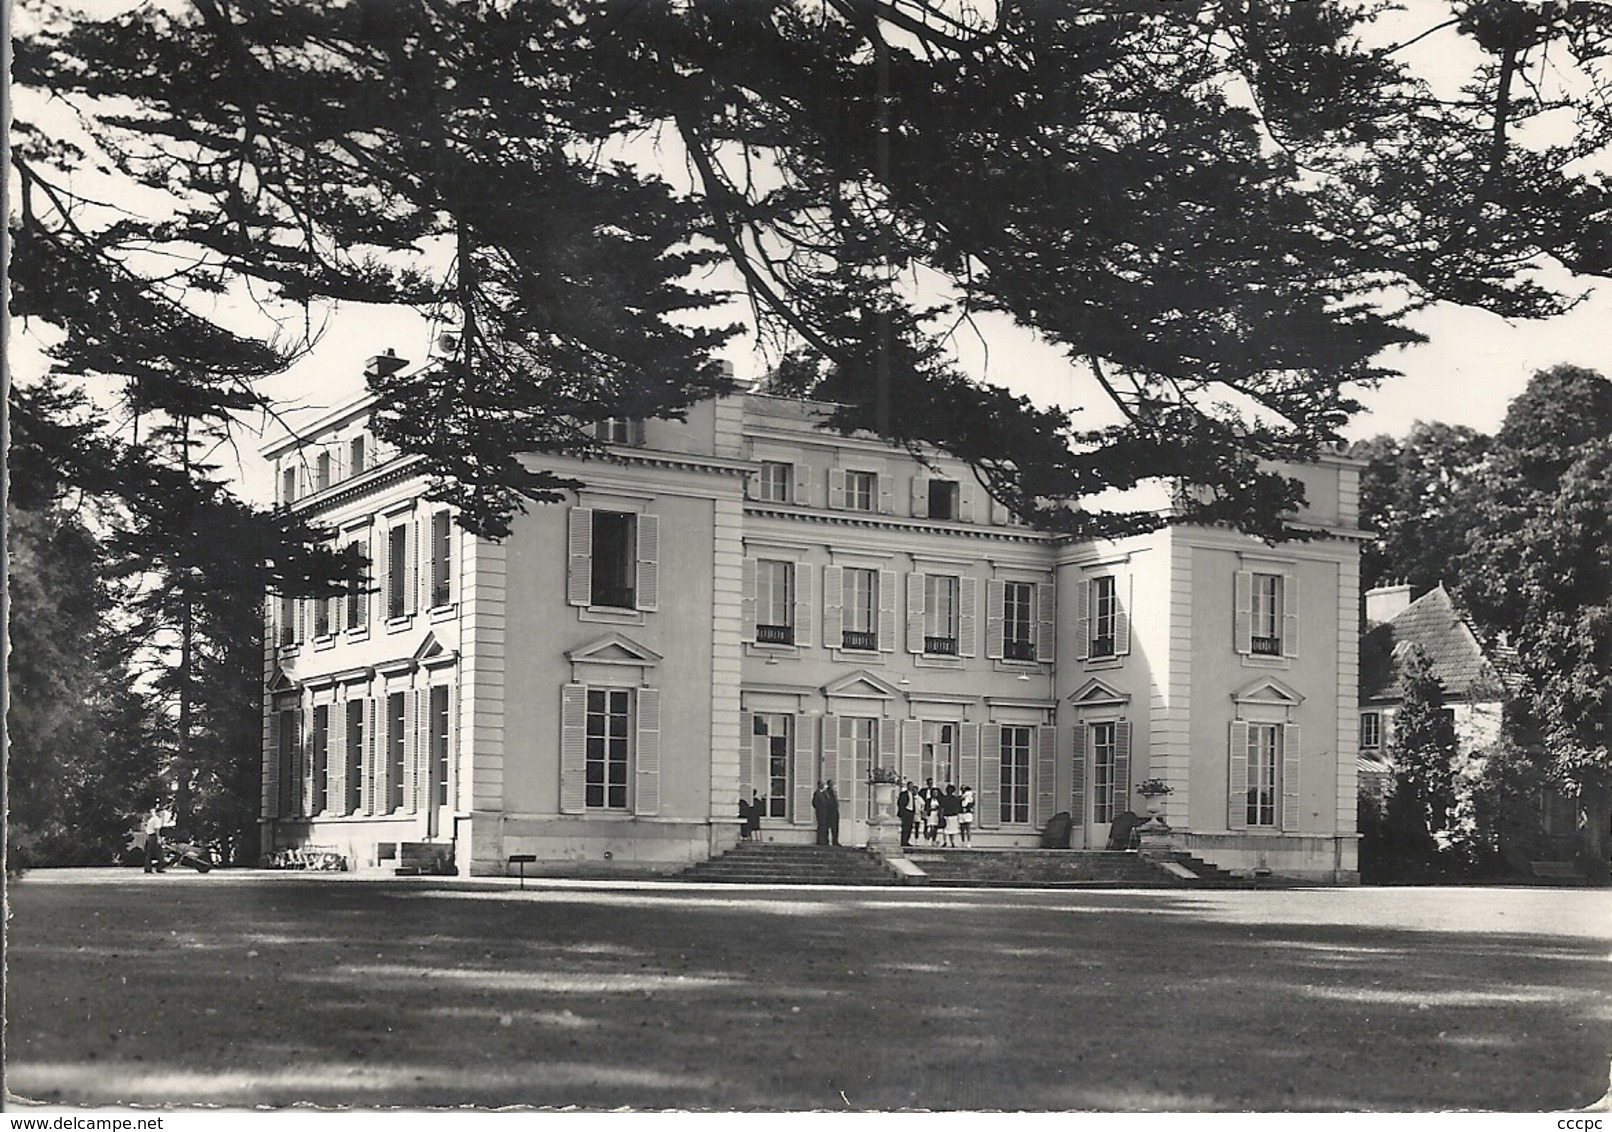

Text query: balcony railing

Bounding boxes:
[757,624,794,645]
[841,629,878,651]
[924,636,958,656]
[1004,639,1037,661]
[1252,635,1282,656]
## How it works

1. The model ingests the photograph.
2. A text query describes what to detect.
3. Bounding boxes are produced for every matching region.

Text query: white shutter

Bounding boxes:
[636,513,660,611]
[1228,720,1250,830]
[794,463,812,507]
[878,569,897,652]
[741,557,758,643]
[1116,573,1132,656]
[1282,722,1301,830]
[405,689,420,814]
[829,468,847,510]
[1035,582,1055,662]
[976,724,999,828]
[567,508,593,607]
[635,687,661,815]
[738,710,754,799]
[1035,725,1057,828]
[879,718,898,778]
[985,580,1005,659]
[958,722,979,798]
[1114,720,1133,812]
[911,477,928,518]
[793,713,815,825]
[406,517,419,616]
[793,562,813,648]
[365,698,378,815]
[329,697,346,817]
[265,711,282,820]
[1070,724,1087,825]
[1283,574,1300,658]
[906,574,926,654]
[1234,570,1253,655]
[838,719,859,816]
[823,565,844,650]
[877,473,893,515]
[821,714,840,799]
[900,720,922,784]
[560,685,588,813]
[958,482,975,523]
[959,576,978,657]
[1075,577,1092,661]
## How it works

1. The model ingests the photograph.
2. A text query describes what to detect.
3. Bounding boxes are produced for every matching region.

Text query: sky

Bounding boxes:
[12,0,1611,506]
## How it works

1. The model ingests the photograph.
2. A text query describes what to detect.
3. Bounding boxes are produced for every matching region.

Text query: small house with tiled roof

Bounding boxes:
[1357,583,1509,794]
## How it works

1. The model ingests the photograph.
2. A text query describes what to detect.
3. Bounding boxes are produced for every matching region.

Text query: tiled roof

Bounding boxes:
[1359,585,1504,704]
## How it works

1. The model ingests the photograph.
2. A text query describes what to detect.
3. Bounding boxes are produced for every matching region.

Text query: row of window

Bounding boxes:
[748,460,1023,525]
[280,434,372,506]
[741,560,1056,660]
[277,511,455,647]
[269,686,453,820]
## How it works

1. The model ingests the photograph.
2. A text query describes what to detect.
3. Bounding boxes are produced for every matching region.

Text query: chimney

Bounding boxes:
[1365,583,1413,625]
[364,348,408,380]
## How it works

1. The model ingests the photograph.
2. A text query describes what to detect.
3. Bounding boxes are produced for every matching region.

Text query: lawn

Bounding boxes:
[6,871,1609,1111]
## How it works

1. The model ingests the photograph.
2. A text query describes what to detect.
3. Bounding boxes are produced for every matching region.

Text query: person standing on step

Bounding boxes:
[897,781,917,848]
[959,784,976,846]
[941,783,963,848]
[812,782,829,845]
[824,779,841,846]
[745,789,764,841]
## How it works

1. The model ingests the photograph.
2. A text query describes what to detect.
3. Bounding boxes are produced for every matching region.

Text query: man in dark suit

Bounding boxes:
[897,781,917,848]
[824,780,841,846]
[812,782,828,845]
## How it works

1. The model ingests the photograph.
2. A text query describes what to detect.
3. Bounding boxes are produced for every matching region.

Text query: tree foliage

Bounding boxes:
[1358,365,1612,878]
[13,0,1612,539]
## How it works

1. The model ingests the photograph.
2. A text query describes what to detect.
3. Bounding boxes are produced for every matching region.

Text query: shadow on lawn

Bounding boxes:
[6,879,1610,1111]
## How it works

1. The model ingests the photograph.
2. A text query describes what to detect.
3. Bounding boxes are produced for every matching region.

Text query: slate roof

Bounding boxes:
[1359,585,1508,704]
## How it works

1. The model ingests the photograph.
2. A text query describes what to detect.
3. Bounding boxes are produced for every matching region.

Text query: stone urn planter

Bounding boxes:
[866,773,901,849]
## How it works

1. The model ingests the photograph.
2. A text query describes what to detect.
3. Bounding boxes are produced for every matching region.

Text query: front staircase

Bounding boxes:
[678,842,1263,888]
[906,848,1183,888]
[678,842,903,885]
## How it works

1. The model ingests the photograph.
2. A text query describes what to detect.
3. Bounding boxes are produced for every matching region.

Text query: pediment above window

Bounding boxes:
[413,631,460,668]
[1067,677,1130,708]
[821,669,903,700]
[267,667,296,694]
[567,632,662,684]
[1231,675,1305,706]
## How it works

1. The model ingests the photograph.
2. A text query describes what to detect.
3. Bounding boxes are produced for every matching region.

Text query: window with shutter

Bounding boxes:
[430,512,452,608]
[387,692,407,813]
[386,525,408,620]
[958,576,978,657]
[999,725,1033,824]
[345,700,365,815]
[1282,722,1302,829]
[591,512,637,610]
[312,705,330,815]
[430,685,451,809]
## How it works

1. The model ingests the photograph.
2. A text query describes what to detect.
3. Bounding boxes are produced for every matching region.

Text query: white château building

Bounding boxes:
[261,365,1365,882]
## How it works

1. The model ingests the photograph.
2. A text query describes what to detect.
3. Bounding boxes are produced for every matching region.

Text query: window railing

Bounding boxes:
[925,636,958,656]
[757,624,794,645]
[431,581,451,608]
[1090,636,1115,658]
[841,629,878,651]
[1251,635,1282,656]
[1004,639,1036,661]
[592,584,636,611]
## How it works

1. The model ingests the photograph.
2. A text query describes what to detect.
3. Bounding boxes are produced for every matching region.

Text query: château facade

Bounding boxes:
[262,370,1365,882]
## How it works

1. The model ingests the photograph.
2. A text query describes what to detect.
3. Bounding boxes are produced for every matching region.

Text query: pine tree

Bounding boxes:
[1385,644,1459,874]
